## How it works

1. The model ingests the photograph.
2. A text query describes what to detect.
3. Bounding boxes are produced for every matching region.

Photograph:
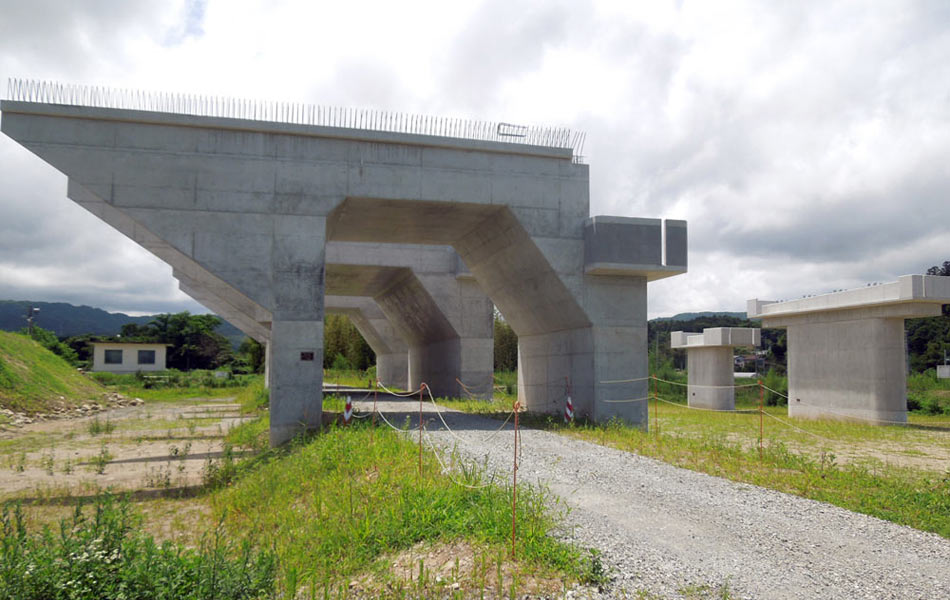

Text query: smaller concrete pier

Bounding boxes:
[748,274,950,423]
[671,328,761,410]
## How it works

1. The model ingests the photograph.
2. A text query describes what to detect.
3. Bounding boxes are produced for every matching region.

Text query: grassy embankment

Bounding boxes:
[0,331,103,416]
[439,368,950,539]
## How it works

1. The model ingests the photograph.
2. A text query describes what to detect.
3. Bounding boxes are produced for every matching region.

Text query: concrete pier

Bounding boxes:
[2,86,686,444]
[748,275,950,423]
[671,328,761,410]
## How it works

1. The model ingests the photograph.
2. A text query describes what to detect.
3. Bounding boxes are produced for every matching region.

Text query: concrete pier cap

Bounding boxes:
[748,274,950,423]
[671,328,761,410]
[1,80,688,444]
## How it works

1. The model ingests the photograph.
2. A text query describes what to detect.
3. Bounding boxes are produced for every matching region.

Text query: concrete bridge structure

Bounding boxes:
[175,241,493,395]
[748,274,950,423]
[671,327,760,410]
[1,81,687,444]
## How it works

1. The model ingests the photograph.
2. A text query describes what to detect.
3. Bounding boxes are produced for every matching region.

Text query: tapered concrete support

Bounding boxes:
[749,275,950,423]
[325,295,410,389]
[326,244,493,398]
[671,328,761,410]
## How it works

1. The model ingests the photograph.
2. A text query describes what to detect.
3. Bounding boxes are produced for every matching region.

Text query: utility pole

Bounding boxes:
[25,306,40,337]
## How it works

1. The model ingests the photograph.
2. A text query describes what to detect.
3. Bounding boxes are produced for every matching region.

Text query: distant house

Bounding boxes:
[91,342,169,373]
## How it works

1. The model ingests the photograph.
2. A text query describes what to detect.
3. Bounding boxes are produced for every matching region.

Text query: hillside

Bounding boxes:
[0,331,103,414]
[0,300,246,348]
[653,311,749,321]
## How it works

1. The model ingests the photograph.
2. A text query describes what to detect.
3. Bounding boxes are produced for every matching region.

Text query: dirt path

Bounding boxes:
[358,396,950,600]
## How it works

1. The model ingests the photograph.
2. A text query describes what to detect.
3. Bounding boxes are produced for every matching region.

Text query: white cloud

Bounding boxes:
[0,0,948,320]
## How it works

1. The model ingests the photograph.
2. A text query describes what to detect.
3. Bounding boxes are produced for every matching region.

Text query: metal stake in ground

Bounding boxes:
[512,400,521,559]
[652,374,659,436]
[418,384,425,479]
[758,379,764,459]
[372,379,379,443]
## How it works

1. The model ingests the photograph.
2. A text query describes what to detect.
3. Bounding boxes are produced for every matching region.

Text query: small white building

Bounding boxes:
[91,342,169,373]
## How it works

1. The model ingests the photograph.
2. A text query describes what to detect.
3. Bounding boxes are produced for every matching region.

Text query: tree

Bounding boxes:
[926,261,950,276]
[20,326,80,366]
[237,337,266,374]
[493,311,518,372]
[323,314,374,370]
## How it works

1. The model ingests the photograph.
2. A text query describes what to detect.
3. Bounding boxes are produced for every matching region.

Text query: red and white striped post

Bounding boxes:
[343,395,353,426]
[563,377,574,424]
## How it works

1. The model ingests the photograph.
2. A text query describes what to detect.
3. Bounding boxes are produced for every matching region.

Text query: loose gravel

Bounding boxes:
[357,395,950,599]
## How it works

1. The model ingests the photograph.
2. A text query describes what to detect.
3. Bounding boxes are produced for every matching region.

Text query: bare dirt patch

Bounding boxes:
[0,397,252,502]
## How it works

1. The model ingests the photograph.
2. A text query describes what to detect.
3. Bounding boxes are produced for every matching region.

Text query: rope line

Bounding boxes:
[376,381,420,398]
[654,377,759,390]
[762,385,789,399]
[375,409,413,433]
[424,385,517,449]
[762,411,838,442]
[601,396,652,404]
[422,430,493,489]
[653,394,759,414]
[600,376,652,384]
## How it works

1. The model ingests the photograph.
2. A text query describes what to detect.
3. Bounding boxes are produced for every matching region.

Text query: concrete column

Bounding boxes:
[375,352,409,389]
[686,347,735,409]
[672,328,761,411]
[267,217,327,445]
[786,317,908,422]
[749,275,950,423]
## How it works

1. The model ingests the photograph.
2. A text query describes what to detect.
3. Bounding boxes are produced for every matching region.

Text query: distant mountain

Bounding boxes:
[0,300,247,348]
[652,311,751,322]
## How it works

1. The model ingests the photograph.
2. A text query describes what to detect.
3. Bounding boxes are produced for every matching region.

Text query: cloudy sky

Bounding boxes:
[1,0,948,319]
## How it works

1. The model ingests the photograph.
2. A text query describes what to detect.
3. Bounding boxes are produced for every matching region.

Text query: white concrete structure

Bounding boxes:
[671,328,761,410]
[748,275,950,423]
[91,342,168,373]
[937,365,949,379]
[1,81,687,444]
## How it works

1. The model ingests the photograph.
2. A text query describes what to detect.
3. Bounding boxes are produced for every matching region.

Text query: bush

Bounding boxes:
[762,368,788,406]
[330,353,352,371]
[0,494,276,600]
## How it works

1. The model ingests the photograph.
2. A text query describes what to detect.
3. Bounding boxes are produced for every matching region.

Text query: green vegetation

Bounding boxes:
[88,370,259,402]
[907,370,950,415]
[0,495,276,600]
[322,367,378,389]
[0,331,102,413]
[211,421,600,596]
[324,314,374,370]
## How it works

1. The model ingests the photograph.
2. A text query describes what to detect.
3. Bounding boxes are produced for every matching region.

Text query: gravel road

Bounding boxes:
[356,394,950,599]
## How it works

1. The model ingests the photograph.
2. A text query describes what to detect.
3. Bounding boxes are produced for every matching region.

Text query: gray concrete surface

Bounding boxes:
[361,396,950,599]
[749,275,950,423]
[671,328,761,410]
[1,91,686,444]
